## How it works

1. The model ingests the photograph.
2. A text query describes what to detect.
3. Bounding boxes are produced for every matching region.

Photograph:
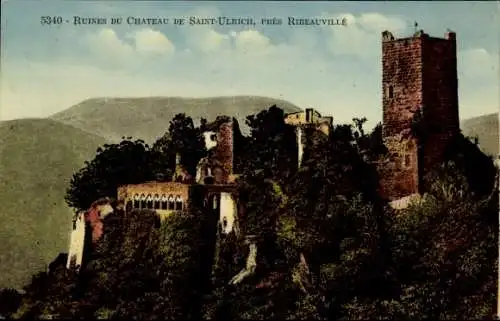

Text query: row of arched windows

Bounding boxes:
[127,193,184,211]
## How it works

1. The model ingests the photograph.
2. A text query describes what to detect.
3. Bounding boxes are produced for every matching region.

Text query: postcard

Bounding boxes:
[0,1,499,319]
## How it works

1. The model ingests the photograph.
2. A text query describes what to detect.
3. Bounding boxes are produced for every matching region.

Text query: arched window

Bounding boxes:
[140,194,147,209]
[133,194,140,208]
[146,194,154,209]
[175,196,183,211]
[168,195,175,210]
[126,201,133,212]
[153,194,160,209]
[161,194,168,210]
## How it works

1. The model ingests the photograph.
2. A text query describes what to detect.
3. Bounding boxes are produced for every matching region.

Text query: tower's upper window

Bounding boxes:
[387,85,394,99]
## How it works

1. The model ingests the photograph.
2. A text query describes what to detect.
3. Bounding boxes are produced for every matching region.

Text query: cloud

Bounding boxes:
[232,29,272,56]
[325,12,408,57]
[83,28,135,66]
[183,27,231,53]
[356,13,407,33]
[83,27,175,67]
[129,29,175,55]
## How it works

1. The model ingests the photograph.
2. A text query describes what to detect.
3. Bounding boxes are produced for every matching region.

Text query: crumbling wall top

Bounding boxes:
[382,30,395,42]
[445,29,456,41]
[382,29,455,43]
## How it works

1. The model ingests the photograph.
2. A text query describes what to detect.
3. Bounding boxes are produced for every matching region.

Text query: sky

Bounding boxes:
[0,1,499,129]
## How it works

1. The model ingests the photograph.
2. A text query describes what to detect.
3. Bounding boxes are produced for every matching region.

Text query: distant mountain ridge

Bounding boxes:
[50,96,302,142]
[461,113,498,157]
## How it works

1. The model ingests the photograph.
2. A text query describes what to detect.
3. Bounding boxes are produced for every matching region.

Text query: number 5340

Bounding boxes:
[40,16,63,25]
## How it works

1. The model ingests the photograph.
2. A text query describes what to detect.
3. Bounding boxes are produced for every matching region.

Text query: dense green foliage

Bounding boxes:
[7,106,498,320]
[65,139,161,211]
[11,209,208,320]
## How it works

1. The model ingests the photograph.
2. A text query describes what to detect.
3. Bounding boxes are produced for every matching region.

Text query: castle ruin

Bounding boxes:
[378,29,460,202]
[66,29,462,270]
[284,108,333,167]
[66,110,332,274]
[117,118,240,232]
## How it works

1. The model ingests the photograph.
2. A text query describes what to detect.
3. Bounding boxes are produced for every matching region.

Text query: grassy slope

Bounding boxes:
[50,96,302,142]
[461,113,498,157]
[0,119,106,289]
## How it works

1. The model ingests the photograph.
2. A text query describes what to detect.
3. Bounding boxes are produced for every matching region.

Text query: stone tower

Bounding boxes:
[197,119,234,184]
[217,121,234,180]
[379,29,460,200]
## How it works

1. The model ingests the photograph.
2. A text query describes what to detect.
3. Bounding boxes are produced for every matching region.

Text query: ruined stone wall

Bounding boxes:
[66,198,114,270]
[378,135,420,199]
[380,30,460,200]
[284,110,333,132]
[317,120,331,136]
[382,35,424,137]
[311,109,322,122]
[381,33,424,199]
[118,182,190,218]
[220,192,239,235]
[297,127,304,168]
[67,211,86,270]
[421,33,460,174]
[285,109,332,170]
[118,182,190,204]
[284,112,307,126]
[216,121,234,182]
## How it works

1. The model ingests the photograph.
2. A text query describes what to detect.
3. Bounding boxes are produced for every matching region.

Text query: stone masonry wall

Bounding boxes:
[378,135,420,199]
[380,31,460,200]
[118,182,190,206]
[381,33,424,199]
[217,121,234,182]
[382,35,424,138]
[421,33,460,175]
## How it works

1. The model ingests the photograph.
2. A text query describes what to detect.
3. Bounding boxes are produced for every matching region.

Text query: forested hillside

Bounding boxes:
[2,106,497,320]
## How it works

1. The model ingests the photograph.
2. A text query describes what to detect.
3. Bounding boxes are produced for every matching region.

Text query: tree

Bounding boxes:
[166,113,206,176]
[0,288,22,318]
[244,105,298,183]
[150,132,176,182]
[16,109,499,320]
[278,121,389,318]
[65,139,159,211]
[377,159,498,319]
